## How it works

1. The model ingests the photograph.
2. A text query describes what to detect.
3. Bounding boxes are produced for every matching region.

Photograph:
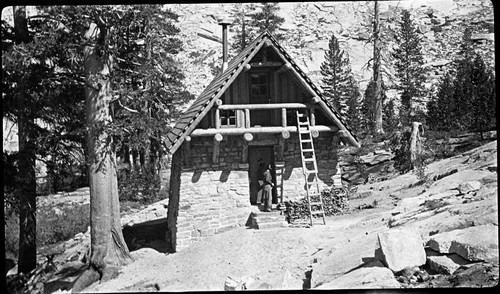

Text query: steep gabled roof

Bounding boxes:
[164,31,360,154]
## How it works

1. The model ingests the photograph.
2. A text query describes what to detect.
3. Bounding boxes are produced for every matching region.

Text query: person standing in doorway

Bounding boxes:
[262,164,274,212]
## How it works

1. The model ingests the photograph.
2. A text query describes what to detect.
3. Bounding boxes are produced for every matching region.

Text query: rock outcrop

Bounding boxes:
[427,224,499,263]
[375,229,427,273]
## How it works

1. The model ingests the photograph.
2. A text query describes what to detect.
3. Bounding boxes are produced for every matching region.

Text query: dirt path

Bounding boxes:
[87,207,392,292]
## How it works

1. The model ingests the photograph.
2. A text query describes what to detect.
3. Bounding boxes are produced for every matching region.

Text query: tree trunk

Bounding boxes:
[72,21,132,292]
[410,122,423,167]
[14,5,37,275]
[373,1,384,135]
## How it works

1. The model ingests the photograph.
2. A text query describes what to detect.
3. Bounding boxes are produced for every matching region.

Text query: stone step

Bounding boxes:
[257,220,289,230]
[254,215,285,224]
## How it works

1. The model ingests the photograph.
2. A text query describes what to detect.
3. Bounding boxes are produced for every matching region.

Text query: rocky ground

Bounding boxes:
[26,139,498,293]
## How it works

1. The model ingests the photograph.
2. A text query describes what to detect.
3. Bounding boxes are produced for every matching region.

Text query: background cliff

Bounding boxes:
[169,0,494,108]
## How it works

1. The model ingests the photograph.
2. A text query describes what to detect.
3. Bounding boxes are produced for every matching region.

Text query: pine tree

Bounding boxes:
[320,34,353,117]
[392,9,426,125]
[426,72,455,131]
[383,98,397,133]
[250,2,285,40]
[426,27,495,135]
[361,80,376,134]
[469,54,496,137]
[345,76,362,133]
[230,3,257,52]
[231,2,284,52]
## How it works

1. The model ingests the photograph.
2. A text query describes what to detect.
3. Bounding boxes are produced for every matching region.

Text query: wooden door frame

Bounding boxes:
[247,145,277,205]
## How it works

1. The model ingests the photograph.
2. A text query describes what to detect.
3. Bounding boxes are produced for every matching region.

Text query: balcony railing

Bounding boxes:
[190,103,339,139]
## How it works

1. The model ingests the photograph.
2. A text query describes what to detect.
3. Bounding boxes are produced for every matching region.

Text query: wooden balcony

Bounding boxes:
[190,103,339,140]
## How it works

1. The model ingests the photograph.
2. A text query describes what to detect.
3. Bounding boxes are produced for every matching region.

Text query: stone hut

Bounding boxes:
[162,27,360,251]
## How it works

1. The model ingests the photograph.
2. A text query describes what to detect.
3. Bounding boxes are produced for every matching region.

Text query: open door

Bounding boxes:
[248,146,276,205]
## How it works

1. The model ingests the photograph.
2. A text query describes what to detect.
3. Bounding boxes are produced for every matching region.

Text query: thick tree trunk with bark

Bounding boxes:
[373,1,384,135]
[72,22,132,292]
[14,5,37,275]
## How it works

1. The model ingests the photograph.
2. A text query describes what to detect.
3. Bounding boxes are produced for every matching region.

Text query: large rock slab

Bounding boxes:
[375,229,427,272]
[315,265,400,289]
[426,224,499,262]
[427,255,461,275]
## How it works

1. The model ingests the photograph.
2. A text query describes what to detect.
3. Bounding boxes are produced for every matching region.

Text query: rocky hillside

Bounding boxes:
[169,0,494,107]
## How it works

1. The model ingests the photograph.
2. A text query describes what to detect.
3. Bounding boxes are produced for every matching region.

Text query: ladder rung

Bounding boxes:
[301,139,312,143]
[311,210,325,215]
[297,113,305,117]
[304,169,318,174]
[298,121,309,126]
[302,149,314,152]
[309,201,323,206]
[303,157,315,162]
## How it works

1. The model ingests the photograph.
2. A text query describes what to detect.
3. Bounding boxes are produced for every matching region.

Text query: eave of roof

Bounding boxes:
[164,31,360,154]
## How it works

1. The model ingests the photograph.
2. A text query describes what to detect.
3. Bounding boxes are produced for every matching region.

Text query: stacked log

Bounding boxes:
[283,186,349,223]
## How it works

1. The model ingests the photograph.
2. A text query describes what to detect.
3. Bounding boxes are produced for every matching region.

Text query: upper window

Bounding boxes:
[250,72,269,104]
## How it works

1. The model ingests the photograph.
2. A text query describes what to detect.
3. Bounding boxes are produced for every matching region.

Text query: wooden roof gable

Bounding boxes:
[164,31,360,154]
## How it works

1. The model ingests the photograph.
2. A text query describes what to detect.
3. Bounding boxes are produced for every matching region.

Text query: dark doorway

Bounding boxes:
[248,146,277,205]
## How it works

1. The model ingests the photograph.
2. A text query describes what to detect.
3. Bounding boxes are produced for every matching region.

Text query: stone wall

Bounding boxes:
[175,136,251,249]
[173,132,339,250]
[278,134,339,201]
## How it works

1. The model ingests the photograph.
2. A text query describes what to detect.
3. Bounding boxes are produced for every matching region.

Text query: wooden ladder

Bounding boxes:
[296,110,326,226]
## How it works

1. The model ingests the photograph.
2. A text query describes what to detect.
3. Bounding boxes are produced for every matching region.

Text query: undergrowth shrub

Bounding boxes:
[4,203,90,266]
[118,165,162,205]
[36,203,90,247]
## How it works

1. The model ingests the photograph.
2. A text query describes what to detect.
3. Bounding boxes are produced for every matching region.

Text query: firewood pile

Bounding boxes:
[283,186,349,223]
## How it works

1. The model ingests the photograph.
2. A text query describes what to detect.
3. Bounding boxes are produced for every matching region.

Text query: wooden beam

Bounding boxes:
[312,96,321,104]
[242,141,248,163]
[277,62,292,74]
[245,109,250,128]
[185,135,191,142]
[281,108,287,127]
[183,140,191,166]
[214,133,223,142]
[242,63,251,72]
[310,108,316,126]
[212,139,220,164]
[249,61,283,68]
[191,125,339,136]
[219,102,310,110]
[281,130,290,139]
[243,133,254,142]
[215,99,223,106]
[278,136,285,160]
[311,129,319,138]
[215,108,221,129]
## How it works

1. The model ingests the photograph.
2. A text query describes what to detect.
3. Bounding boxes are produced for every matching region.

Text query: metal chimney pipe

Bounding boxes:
[218,18,231,72]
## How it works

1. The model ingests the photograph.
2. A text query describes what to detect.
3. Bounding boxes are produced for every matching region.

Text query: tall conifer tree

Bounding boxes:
[320,34,352,117]
[392,9,426,125]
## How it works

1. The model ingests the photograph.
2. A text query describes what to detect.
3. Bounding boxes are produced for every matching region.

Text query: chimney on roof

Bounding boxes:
[218,18,231,72]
